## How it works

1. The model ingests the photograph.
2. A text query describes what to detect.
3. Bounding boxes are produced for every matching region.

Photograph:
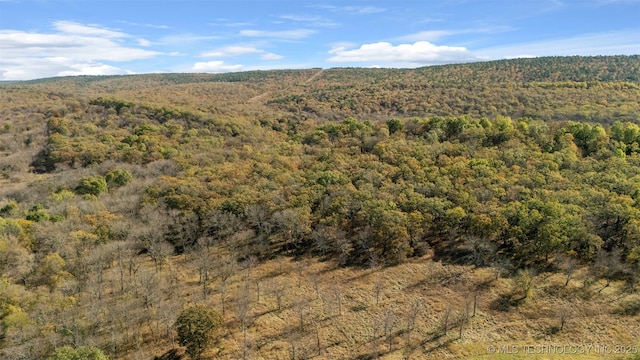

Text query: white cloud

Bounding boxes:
[137,38,152,47]
[0,29,159,61]
[239,29,316,39]
[314,5,386,14]
[327,41,477,65]
[1,58,131,80]
[192,61,243,72]
[209,18,254,27]
[201,45,262,57]
[475,30,640,59]
[504,54,538,59]
[57,62,132,76]
[117,20,170,29]
[397,30,455,42]
[53,21,127,38]
[341,6,386,14]
[261,53,284,60]
[279,14,339,28]
[396,26,512,43]
[200,45,283,61]
[0,21,161,80]
[156,34,221,45]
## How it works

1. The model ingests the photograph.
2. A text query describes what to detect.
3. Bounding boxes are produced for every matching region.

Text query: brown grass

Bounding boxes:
[131,251,640,360]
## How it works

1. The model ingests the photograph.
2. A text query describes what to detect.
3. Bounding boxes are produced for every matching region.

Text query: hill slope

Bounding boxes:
[1,56,639,359]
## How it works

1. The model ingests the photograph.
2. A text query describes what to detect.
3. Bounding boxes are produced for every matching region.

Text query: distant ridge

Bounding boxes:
[5,55,638,86]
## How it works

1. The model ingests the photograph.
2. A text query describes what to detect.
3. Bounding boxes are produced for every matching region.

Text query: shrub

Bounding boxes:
[0,201,18,216]
[25,204,50,222]
[48,345,108,360]
[175,305,223,359]
[105,169,133,189]
[75,176,108,196]
[386,118,404,134]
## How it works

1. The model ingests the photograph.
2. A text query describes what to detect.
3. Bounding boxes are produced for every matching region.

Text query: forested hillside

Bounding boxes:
[1,56,640,359]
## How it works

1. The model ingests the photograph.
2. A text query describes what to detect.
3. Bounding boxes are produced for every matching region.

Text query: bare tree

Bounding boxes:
[138,269,160,310]
[287,328,300,360]
[472,292,478,318]
[383,307,397,351]
[245,203,273,238]
[157,298,182,349]
[312,318,322,356]
[334,231,352,267]
[443,305,452,336]
[296,299,310,331]
[132,206,176,272]
[404,298,421,354]
[86,246,113,300]
[309,272,321,300]
[370,318,380,360]
[558,309,568,331]
[192,238,215,299]
[270,279,286,312]
[202,209,242,245]
[333,285,343,316]
[406,298,421,333]
[492,257,510,280]
[112,240,135,294]
[463,234,496,267]
[593,249,623,289]
[374,277,384,305]
[272,208,311,253]
[311,225,332,257]
[132,224,173,273]
[217,251,238,316]
[514,268,535,299]
[555,253,578,287]
[236,282,252,360]
[1,234,34,285]
[294,260,305,288]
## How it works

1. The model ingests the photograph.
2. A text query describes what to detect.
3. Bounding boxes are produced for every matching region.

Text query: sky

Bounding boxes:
[0,0,639,81]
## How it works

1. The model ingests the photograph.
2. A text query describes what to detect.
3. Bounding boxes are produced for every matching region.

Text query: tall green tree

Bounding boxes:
[175,305,223,359]
[48,346,108,360]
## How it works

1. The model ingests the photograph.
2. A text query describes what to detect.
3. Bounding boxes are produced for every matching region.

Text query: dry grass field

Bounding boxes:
[110,249,639,360]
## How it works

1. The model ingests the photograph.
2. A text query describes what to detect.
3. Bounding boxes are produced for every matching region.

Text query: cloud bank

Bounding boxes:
[192,61,243,72]
[0,21,160,80]
[328,41,478,65]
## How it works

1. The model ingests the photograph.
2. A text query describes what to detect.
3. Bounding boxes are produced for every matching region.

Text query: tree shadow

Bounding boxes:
[489,293,525,312]
[153,348,184,360]
[613,298,640,316]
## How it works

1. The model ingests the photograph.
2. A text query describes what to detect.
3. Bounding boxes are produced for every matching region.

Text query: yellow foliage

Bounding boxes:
[83,211,121,241]
[35,252,73,290]
[70,230,99,242]
[64,205,80,219]
[0,218,34,248]
[2,304,29,329]
[50,189,75,201]
[40,252,66,273]
[84,210,121,226]
[81,194,98,201]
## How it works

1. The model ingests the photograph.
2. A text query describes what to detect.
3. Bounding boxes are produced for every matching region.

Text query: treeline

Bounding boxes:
[267,56,640,121]
[22,97,640,273]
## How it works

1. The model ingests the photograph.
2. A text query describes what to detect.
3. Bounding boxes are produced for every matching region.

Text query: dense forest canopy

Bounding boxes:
[1,55,640,359]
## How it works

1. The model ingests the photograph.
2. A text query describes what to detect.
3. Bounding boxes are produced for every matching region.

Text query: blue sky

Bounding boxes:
[0,0,638,80]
